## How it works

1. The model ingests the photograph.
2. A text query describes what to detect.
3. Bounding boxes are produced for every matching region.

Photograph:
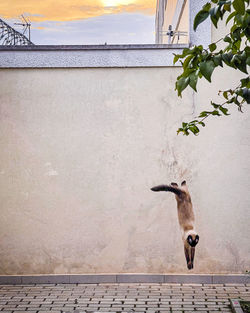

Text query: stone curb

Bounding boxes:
[0,274,249,285]
[61,310,133,313]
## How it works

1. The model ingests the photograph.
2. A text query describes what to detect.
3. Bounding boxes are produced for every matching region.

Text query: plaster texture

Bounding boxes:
[0,9,249,274]
[0,63,249,275]
[0,45,190,68]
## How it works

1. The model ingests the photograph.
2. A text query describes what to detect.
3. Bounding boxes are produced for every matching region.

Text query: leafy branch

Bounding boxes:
[174,0,250,136]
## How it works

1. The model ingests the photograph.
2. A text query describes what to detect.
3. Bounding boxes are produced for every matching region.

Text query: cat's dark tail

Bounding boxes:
[151,185,182,197]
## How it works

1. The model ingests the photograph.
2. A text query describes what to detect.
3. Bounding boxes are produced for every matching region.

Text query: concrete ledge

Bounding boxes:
[0,274,249,285]
[0,44,188,51]
[21,275,70,284]
[69,275,116,284]
[0,276,22,284]
[164,274,212,284]
[212,275,250,284]
[0,44,189,68]
[117,274,164,283]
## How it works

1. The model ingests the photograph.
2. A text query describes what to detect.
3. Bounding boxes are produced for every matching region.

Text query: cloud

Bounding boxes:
[29,13,155,45]
[34,26,45,30]
[0,0,156,22]
[103,3,155,15]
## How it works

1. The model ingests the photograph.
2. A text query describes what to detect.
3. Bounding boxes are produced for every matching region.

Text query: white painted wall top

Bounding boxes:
[0,45,189,68]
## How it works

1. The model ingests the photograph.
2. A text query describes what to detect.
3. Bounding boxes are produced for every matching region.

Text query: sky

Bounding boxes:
[0,0,156,45]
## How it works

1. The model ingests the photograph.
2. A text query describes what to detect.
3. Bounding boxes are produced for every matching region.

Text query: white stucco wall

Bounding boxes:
[0,5,249,274]
[0,60,249,274]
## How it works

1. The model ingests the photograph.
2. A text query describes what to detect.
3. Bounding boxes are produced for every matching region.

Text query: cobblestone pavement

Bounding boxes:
[0,283,249,313]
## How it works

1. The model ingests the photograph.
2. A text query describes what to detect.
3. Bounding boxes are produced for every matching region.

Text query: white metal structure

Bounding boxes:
[155,0,188,44]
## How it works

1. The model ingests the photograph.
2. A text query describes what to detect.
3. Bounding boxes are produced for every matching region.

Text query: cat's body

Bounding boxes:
[151,181,199,270]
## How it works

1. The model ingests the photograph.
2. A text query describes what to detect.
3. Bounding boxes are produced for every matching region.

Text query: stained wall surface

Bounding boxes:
[0,12,249,274]
[0,60,249,274]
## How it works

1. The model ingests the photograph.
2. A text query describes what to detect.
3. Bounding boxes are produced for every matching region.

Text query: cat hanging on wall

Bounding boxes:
[151,181,199,270]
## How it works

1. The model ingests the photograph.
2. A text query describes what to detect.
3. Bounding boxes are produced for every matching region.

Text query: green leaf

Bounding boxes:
[237,62,248,73]
[183,54,194,69]
[203,2,212,11]
[242,88,250,103]
[232,55,248,73]
[224,3,231,11]
[210,7,219,28]
[194,10,210,31]
[177,128,184,135]
[213,54,223,67]
[233,0,245,15]
[181,48,192,57]
[232,28,241,41]
[176,77,190,97]
[223,91,229,99]
[236,14,245,26]
[211,102,220,108]
[222,53,234,66]
[198,121,206,127]
[198,71,203,78]
[228,96,237,103]
[211,110,221,116]
[199,111,209,118]
[244,27,250,39]
[209,43,217,52]
[223,35,232,43]
[226,11,237,24]
[200,60,216,82]
[242,12,250,28]
[219,106,230,115]
[189,125,200,135]
[241,77,250,88]
[246,56,250,66]
[173,54,180,64]
[233,40,241,51]
[175,48,192,63]
[189,72,198,92]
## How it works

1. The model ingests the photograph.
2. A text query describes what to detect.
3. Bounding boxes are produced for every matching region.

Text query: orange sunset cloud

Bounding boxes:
[0,0,156,22]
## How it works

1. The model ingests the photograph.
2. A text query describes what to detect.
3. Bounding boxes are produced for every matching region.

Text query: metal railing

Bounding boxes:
[155,0,188,44]
[158,25,188,44]
[0,18,34,46]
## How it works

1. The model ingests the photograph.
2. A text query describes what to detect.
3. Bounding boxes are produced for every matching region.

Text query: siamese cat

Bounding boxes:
[151,181,199,270]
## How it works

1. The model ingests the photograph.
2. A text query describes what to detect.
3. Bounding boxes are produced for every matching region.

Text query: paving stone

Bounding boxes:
[38,311,61,313]
[13,311,30,313]
[122,305,135,308]
[0,283,249,312]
